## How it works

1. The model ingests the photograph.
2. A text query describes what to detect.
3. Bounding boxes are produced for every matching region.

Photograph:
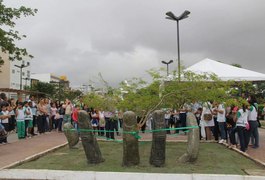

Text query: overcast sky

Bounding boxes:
[4,0,265,88]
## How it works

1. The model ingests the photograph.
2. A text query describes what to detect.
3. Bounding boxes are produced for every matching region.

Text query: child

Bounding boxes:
[72,105,80,130]
[50,103,58,130]
[16,102,25,139]
[24,101,33,138]
[0,104,10,143]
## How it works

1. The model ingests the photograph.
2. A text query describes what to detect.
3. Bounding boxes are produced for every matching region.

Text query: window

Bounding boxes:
[27,62,30,66]
[22,72,25,76]
[27,70,30,78]
[12,69,15,74]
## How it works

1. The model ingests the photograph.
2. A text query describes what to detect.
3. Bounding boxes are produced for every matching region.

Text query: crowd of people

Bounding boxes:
[0,92,124,144]
[162,94,262,153]
[0,92,263,154]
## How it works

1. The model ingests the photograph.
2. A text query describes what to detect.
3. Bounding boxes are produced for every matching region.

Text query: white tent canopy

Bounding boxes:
[185,58,265,81]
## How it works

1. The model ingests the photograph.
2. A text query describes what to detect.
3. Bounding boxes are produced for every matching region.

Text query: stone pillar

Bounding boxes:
[78,110,104,164]
[179,112,200,163]
[122,111,140,166]
[63,122,79,148]
[150,110,166,167]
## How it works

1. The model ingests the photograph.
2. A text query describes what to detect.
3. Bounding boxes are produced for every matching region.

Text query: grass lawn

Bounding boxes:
[14,141,264,175]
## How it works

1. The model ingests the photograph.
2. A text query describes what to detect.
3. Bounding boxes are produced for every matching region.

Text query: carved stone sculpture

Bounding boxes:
[63,122,79,148]
[122,111,140,166]
[150,110,166,167]
[78,110,105,164]
[179,112,200,163]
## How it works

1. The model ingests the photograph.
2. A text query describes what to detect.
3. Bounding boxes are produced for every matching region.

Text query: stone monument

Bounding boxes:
[63,122,79,148]
[122,111,140,166]
[78,110,105,164]
[150,110,166,167]
[179,112,199,163]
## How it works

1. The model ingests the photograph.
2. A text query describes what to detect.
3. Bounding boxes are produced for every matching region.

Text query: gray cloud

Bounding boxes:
[4,0,265,87]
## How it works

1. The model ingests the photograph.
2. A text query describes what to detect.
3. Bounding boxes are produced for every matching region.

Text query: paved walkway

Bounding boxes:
[0,132,67,169]
[246,127,265,163]
[0,128,264,170]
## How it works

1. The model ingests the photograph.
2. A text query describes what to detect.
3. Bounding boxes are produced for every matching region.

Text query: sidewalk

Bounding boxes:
[0,132,67,169]
[246,127,265,163]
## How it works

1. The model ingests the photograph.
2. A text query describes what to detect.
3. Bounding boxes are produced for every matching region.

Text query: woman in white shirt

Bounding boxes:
[201,102,214,140]
[229,105,248,152]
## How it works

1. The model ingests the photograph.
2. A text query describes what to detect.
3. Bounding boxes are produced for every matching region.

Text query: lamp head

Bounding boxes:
[178,10,190,20]
[165,11,178,21]
[166,10,190,21]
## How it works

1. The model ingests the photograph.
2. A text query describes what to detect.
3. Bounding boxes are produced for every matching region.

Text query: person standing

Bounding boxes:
[16,102,25,139]
[37,99,47,134]
[179,106,187,134]
[30,96,37,133]
[99,110,105,136]
[24,101,33,138]
[63,99,72,124]
[0,104,11,143]
[230,104,248,152]
[72,105,80,131]
[104,111,115,139]
[246,95,259,149]
[50,103,58,130]
[201,101,214,140]
[29,101,37,135]
[216,103,226,143]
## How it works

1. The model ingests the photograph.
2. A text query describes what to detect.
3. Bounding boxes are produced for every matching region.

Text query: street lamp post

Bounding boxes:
[161,60,174,76]
[165,10,190,82]
[22,77,30,87]
[14,63,29,90]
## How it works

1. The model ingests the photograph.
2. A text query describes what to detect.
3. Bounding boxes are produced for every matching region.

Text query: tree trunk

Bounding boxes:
[150,110,166,167]
[122,111,140,166]
[78,110,104,164]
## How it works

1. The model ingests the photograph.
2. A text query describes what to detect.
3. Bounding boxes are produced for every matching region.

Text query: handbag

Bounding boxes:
[203,113,213,121]
[245,122,250,131]
[203,102,213,121]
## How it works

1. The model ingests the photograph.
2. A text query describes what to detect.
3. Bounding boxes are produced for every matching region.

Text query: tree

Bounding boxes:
[0,1,37,67]
[117,69,233,127]
[63,89,83,102]
[29,81,55,97]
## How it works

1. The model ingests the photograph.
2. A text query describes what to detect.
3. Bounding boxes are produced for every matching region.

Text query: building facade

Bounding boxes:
[31,73,70,89]
[0,51,31,89]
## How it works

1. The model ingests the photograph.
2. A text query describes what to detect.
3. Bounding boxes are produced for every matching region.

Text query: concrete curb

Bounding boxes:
[0,169,265,180]
[0,142,68,170]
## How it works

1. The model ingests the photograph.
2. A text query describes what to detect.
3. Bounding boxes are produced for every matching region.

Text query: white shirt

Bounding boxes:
[248,105,257,121]
[201,102,214,127]
[237,109,248,127]
[217,104,226,122]
[1,110,9,123]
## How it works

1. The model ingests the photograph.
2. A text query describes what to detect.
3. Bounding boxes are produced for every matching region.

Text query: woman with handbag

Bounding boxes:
[201,101,214,140]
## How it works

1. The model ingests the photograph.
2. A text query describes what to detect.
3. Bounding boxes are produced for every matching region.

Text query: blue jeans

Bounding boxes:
[218,122,226,140]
